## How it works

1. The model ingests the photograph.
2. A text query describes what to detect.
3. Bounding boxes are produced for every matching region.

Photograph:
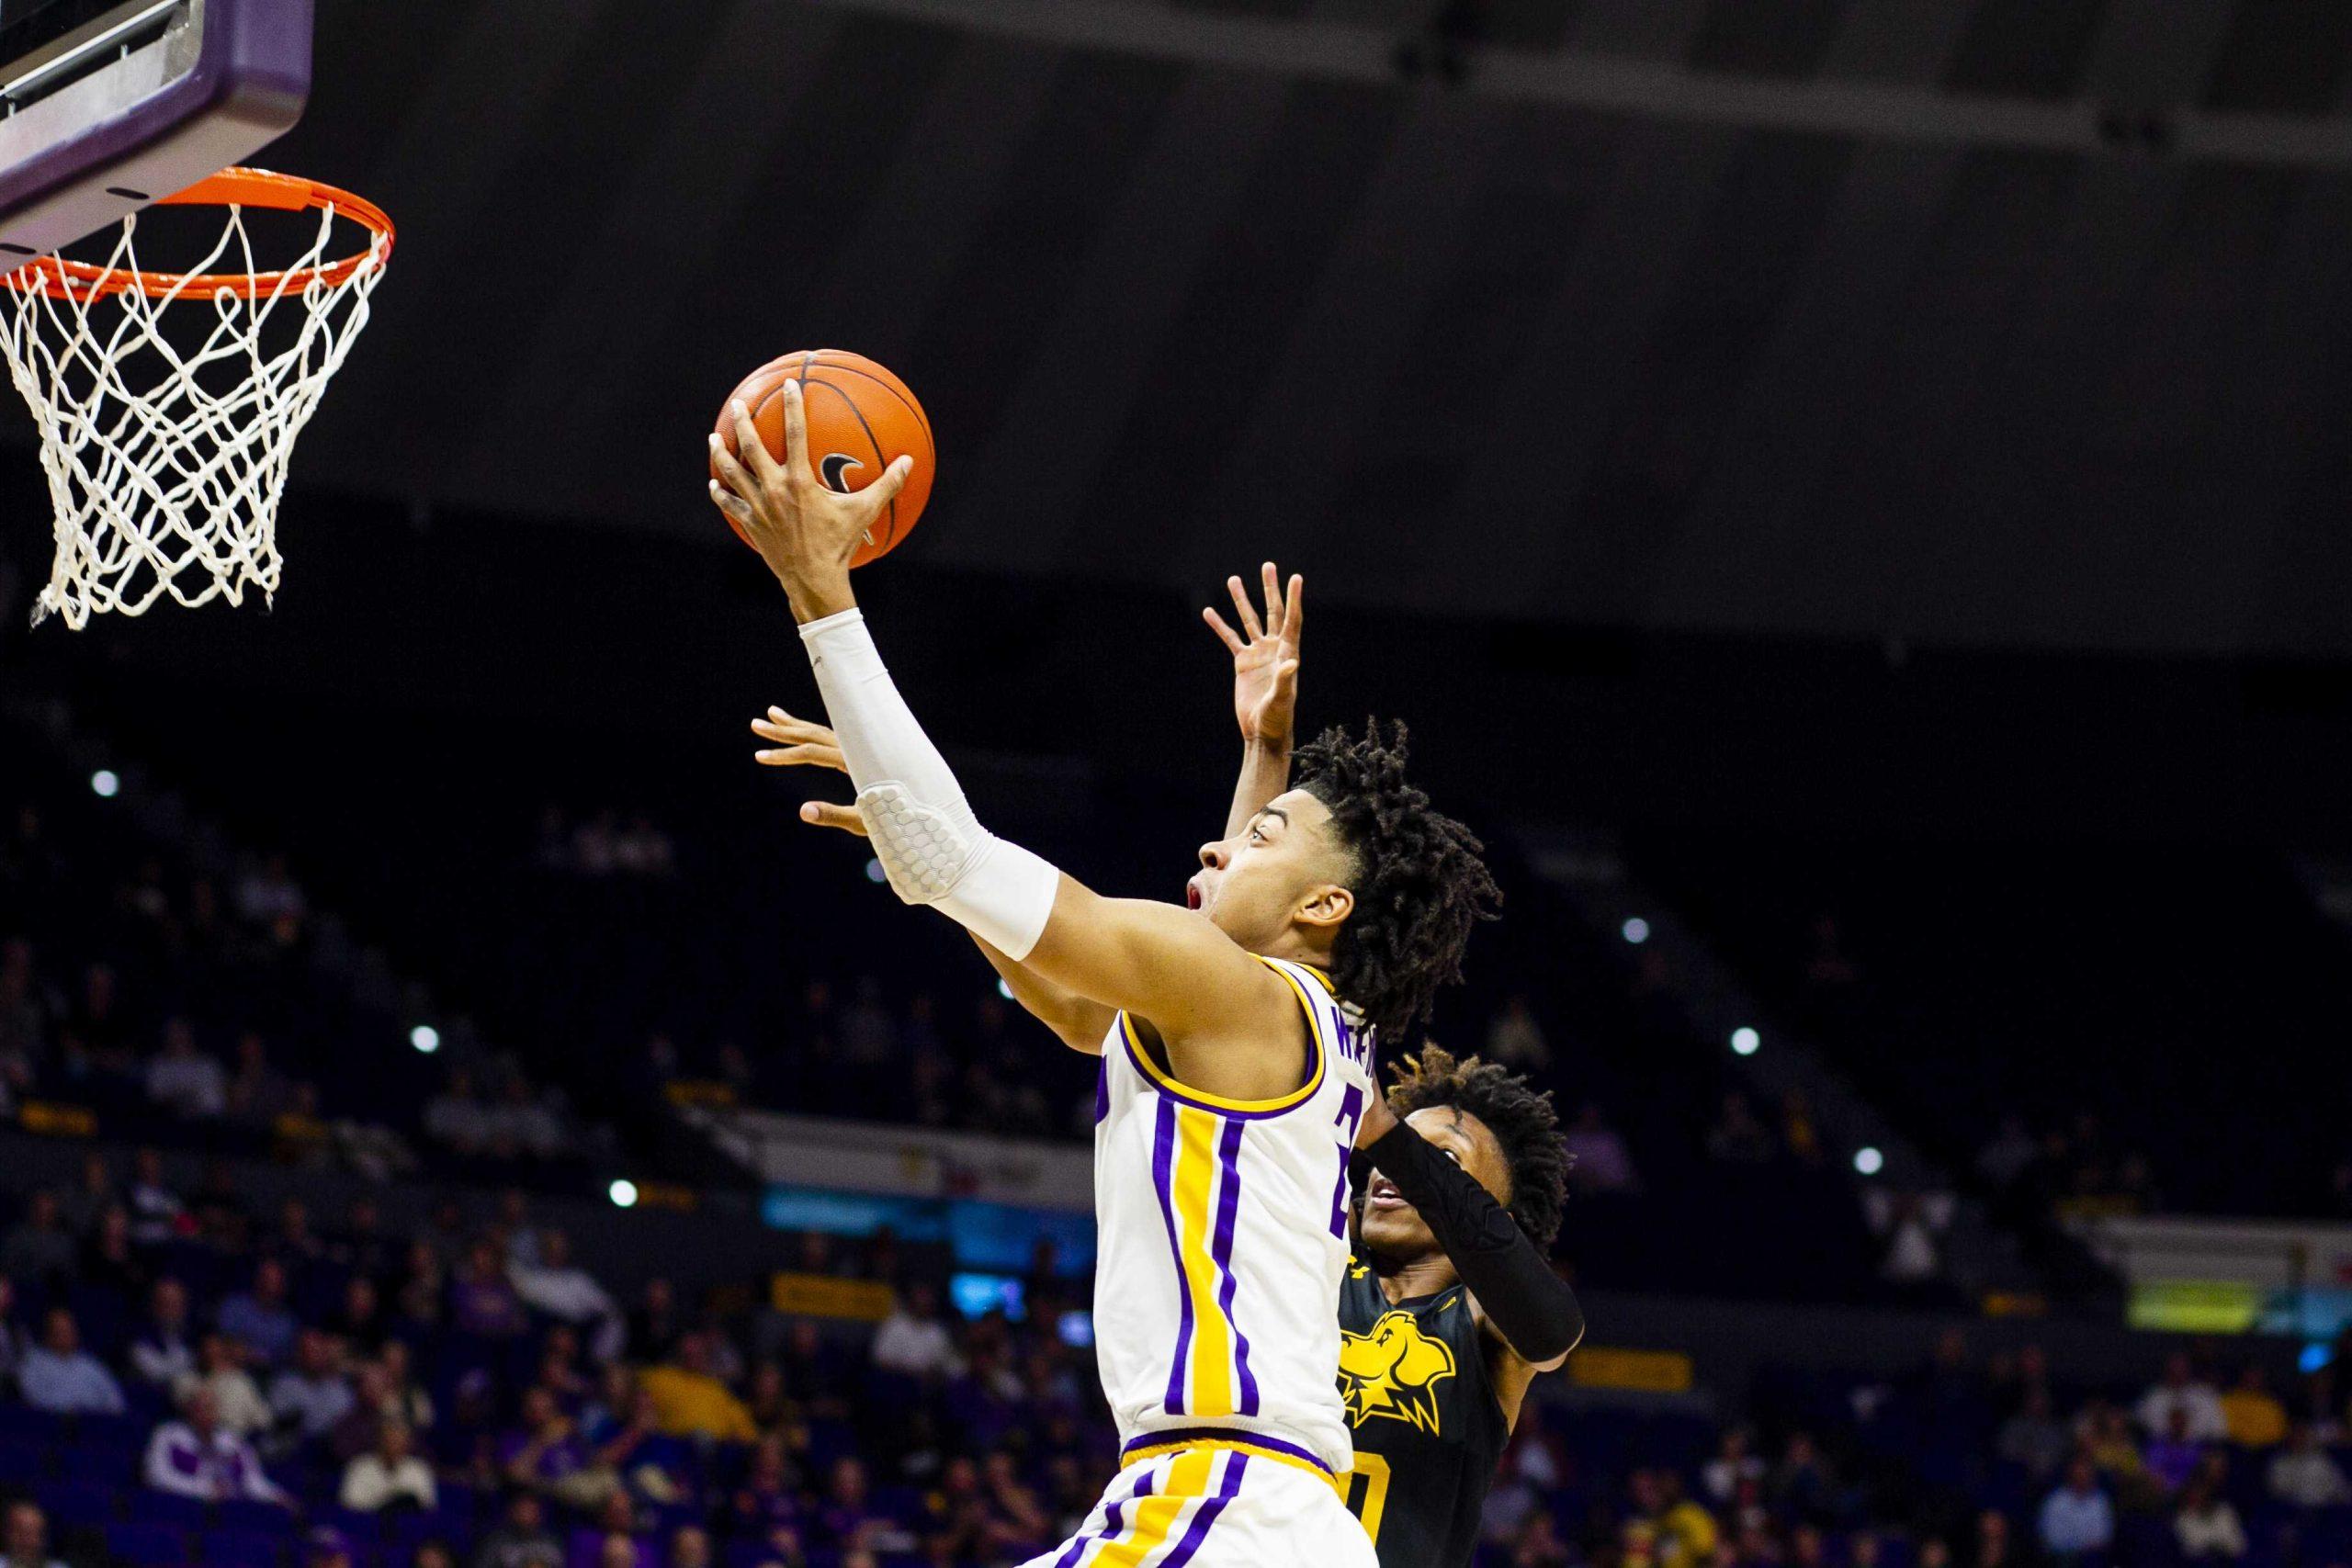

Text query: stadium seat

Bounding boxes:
[202,1528,287,1568]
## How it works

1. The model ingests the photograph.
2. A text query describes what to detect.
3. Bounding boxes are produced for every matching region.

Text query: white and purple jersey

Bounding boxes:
[1088,954,1377,1481]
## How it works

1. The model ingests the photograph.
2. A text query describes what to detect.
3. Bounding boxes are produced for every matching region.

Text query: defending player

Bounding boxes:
[759,563,1584,1568]
[712,389,1498,1567]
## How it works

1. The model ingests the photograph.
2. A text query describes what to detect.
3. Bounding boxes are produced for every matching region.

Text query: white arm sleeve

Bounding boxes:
[799,608,1060,961]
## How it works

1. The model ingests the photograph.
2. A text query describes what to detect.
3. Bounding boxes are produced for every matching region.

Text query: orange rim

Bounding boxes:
[6,167,394,301]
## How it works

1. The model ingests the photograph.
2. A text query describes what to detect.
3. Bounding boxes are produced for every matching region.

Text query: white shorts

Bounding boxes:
[1022,1441,1377,1568]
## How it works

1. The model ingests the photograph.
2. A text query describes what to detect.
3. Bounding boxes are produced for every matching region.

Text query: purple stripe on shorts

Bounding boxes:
[1152,1096,1195,1416]
[1159,1452,1248,1568]
[1052,1463,1161,1568]
[1210,1116,1260,1416]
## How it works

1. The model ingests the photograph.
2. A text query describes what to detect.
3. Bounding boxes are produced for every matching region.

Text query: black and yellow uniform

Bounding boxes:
[1336,1260,1510,1568]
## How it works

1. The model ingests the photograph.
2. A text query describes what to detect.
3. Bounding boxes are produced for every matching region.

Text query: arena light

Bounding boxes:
[89,769,119,798]
[608,1179,639,1209]
[409,1025,439,1055]
[1854,1146,1884,1176]
[865,858,887,884]
[1730,1026,1760,1056]
[1621,917,1650,944]
[996,978,1015,1001]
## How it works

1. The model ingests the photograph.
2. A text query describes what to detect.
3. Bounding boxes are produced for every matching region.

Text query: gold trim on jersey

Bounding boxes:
[1117,956,1329,1115]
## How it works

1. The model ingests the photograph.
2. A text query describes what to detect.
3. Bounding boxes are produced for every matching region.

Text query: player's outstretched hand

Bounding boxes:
[751,706,868,838]
[1202,560,1304,749]
[708,382,914,620]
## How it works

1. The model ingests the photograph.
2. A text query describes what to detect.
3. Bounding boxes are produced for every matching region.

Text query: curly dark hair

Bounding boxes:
[1294,718,1499,1043]
[1386,1043,1570,1250]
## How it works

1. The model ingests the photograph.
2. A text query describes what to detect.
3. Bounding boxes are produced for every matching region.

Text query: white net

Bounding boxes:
[0,195,390,628]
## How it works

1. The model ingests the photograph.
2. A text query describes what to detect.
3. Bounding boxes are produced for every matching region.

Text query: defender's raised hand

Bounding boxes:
[708,381,913,623]
[750,706,867,837]
[1203,561,1305,750]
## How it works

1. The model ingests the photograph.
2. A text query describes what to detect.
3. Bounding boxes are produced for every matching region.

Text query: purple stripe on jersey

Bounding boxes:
[1093,1055,1109,1125]
[1152,1096,1196,1416]
[1210,1116,1260,1416]
[1120,1427,1338,1480]
[1052,1462,1161,1568]
[1159,1452,1247,1568]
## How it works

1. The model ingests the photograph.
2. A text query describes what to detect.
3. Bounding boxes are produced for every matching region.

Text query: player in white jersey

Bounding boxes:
[714,399,1497,1566]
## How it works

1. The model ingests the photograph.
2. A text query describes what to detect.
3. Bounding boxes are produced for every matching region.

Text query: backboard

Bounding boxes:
[0,0,311,265]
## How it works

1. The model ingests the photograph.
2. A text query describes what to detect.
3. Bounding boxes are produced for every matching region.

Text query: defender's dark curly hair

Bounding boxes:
[1295,718,1499,1044]
[1386,1043,1570,1250]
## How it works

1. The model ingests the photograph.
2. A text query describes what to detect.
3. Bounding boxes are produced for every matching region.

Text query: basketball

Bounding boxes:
[710,350,936,569]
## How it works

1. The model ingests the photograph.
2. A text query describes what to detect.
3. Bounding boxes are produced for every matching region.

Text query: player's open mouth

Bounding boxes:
[1366,1175,1407,1211]
[1185,879,1204,911]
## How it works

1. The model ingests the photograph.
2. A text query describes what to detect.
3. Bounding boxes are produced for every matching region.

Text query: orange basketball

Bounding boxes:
[710,350,935,569]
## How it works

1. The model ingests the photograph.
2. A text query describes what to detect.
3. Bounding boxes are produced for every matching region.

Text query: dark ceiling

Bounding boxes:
[23,0,2352,655]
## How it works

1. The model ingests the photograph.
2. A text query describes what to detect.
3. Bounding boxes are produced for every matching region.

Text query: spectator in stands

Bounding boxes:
[2146,1405,2206,1494]
[218,1258,298,1365]
[2267,1421,2352,1507]
[78,1204,143,1303]
[56,1152,112,1236]
[1702,1427,1767,1505]
[1,1191,74,1287]
[2037,1457,2114,1562]
[510,1227,618,1348]
[1484,994,1551,1070]
[485,1077,566,1162]
[269,1327,355,1444]
[473,1491,563,1568]
[1631,1468,1718,1568]
[2174,1468,2247,1560]
[424,1068,492,1155]
[334,1275,386,1355]
[1973,1508,2014,1568]
[663,1526,710,1568]
[130,1276,197,1389]
[305,1529,353,1568]
[498,1386,596,1506]
[2082,1402,2161,1510]
[2220,1363,2287,1447]
[226,1030,299,1126]
[1977,1114,2038,1193]
[640,1329,757,1442]
[126,1147,184,1244]
[395,1241,447,1337]
[1996,1386,2072,1483]
[144,1386,289,1504]
[1510,1513,1572,1568]
[146,1016,226,1119]
[815,1456,888,1554]
[583,1385,692,1509]
[0,1500,63,1568]
[1564,1102,1638,1194]
[341,1416,437,1513]
[17,1306,124,1416]
[626,1278,681,1365]
[175,1332,272,1436]
[378,1339,435,1433]
[451,1237,531,1339]
[232,852,305,931]
[979,1450,1050,1557]
[1706,1092,1777,1164]
[2140,1351,2229,1441]
[839,977,898,1077]
[871,1280,960,1380]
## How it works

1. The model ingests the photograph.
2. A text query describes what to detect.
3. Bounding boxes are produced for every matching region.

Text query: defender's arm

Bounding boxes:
[1356,1093,1584,1372]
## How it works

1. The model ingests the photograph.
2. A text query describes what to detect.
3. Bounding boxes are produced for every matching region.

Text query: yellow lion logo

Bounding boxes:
[1337,1311,1457,1435]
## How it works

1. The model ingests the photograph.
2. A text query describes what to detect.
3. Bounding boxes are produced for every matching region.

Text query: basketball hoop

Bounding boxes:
[0,167,393,629]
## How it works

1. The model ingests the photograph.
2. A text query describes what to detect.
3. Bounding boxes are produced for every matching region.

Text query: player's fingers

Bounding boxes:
[797,801,870,838]
[708,436,758,498]
[708,479,755,527]
[755,707,837,745]
[1202,606,1246,655]
[755,745,847,771]
[1270,658,1299,701]
[780,378,813,485]
[1260,560,1283,632]
[865,455,915,509]
[1227,575,1264,641]
[728,401,780,488]
[1283,573,1305,646]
